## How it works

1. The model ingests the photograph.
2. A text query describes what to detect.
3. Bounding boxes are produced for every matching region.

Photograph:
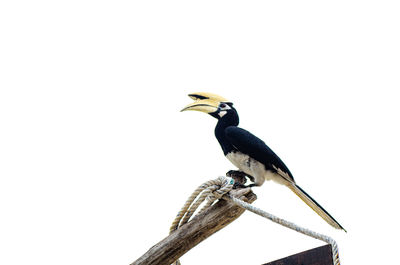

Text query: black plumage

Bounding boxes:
[211,102,345,231]
[225,126,294,182]
[182,93,345,231]
[212,103,292,180]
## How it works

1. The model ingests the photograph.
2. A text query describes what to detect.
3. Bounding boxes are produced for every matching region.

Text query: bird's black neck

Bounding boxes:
[214,111,239,155]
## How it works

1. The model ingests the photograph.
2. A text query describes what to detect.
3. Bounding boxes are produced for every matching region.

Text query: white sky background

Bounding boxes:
[1,1,399,264]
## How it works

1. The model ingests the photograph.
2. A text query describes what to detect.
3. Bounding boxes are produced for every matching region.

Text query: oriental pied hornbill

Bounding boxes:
[181,92,345,231]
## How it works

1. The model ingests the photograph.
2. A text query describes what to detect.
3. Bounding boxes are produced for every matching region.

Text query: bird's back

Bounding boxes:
[225,126,295,182]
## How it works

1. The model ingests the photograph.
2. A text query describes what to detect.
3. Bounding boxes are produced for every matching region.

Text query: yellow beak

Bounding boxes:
[181,92,230,113]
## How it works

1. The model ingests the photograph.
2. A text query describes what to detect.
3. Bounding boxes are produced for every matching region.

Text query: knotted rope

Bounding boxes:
[170,176,340,265]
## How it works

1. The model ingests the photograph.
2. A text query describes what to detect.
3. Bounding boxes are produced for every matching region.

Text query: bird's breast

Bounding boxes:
[225,151,266,185]
[225,151,288,186]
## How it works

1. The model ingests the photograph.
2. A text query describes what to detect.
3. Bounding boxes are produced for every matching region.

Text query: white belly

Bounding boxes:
[225,151,288,186]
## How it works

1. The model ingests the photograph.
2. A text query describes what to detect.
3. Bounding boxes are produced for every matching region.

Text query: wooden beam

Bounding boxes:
[263,244,333,265]
[131,189,257,265]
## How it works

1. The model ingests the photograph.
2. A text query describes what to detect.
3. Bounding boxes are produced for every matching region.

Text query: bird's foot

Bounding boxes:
[246,175,255,183]
[226,170,256,189]
[233,182,247,189]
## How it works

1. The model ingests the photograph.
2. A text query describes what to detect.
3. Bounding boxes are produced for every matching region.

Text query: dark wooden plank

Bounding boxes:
[263,244,333,265]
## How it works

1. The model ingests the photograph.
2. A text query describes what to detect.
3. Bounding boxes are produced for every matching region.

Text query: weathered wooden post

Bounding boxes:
[130,175,338,265]
[131,189,257,265]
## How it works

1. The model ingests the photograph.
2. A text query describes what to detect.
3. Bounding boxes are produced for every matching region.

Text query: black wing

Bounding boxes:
[225,126,294,182]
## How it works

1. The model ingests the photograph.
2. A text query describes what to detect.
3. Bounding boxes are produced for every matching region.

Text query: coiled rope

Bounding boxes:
[170,176,340,265]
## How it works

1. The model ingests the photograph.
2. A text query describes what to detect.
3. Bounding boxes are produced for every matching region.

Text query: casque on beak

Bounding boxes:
[181,92,229,114]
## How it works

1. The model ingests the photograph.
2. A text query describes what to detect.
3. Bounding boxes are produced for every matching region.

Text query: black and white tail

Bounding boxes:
[288,183,346,231]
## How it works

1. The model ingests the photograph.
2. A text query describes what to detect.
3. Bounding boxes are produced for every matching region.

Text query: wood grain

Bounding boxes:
[131,189,257,265]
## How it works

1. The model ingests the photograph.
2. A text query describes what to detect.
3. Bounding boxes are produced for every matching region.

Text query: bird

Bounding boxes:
[181,92,345,231]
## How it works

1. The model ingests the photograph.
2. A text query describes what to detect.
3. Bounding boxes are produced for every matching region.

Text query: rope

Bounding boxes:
[226,194,340,265]
[169,176,234,265]
[169,176,340,265]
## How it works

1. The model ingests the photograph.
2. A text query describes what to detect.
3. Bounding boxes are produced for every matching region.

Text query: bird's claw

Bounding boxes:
[226,170,256,189]
[233,182,247,189]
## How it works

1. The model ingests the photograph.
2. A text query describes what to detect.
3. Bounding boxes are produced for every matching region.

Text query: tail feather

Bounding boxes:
[288,183,346,231]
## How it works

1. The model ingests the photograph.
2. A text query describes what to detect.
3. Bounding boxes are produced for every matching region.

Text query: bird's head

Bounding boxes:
[181,92,239,124]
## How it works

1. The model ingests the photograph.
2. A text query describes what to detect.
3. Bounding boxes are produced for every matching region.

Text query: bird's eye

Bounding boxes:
[219,103,227,108]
